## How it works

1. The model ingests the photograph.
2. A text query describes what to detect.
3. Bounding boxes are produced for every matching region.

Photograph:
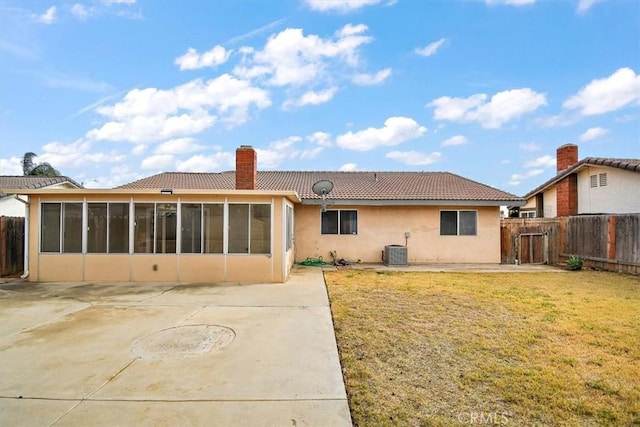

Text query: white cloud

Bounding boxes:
[283,87,338,109]
[307,131,333,147]
[0,157,23,175]
[176,152,234,172]
[141,154,174,170]
[337,23,369,37]
[577,0,601,14]
[232,23,384,109]
[36,139,126,170]
[233,25,372,86]
[415,38,447,57]
[519,142,541,151]
[508,169,543,186]
[339,163,358,171]
[336,116,427,151]
[255,134,328,168]
[563,67,640,115]
[88,110,217,143]
[386,151,442,166]
[579,126,609,141]
[441,135,468,147]
[429,88,547,128]
[155,137,204,154]
[534,113,580,128]
[485,0,535,5]
[352,68,391,86]
[87,74,271,143]
[33,6,56,24]
[269,136,303,151]
[524,154,555,169]
[132,145,147,155]
[175,46,232,70]
[71,3,92,19]
[304,0,380,13]
[79,164,146,189]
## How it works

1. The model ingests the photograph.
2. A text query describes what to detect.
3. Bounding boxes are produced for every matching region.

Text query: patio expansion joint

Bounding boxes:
[47,357,139,426]
[178,305,207,325]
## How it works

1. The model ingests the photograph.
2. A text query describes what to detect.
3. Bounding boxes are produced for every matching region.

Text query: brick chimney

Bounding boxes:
[556,143,578,172]
[235,145,257,190]
[556,144,578,216]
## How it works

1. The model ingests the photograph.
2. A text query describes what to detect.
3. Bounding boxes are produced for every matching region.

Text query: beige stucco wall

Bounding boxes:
[26,193,291,283]
[578,166,640,214]
[294,204,502,264]
[542,186,557,218]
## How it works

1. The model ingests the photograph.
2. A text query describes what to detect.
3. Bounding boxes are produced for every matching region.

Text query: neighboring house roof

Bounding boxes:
[523,157,640,199]
[119,171,524,206]
[0,176,83,198]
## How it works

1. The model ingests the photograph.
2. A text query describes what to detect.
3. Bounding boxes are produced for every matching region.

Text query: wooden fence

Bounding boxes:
[500,218,560,265]
[1,216,24,277]
[501,214,640,274]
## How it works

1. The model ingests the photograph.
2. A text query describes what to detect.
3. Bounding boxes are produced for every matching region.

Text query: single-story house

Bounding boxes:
[2,146,525,283]
[0,176,82,217]
[519,144,640,218]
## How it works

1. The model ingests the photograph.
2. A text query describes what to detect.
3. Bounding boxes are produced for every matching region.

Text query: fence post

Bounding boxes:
[607,215,617,266]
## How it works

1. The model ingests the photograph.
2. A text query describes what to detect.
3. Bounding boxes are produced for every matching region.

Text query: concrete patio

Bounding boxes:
[0,267,351,426]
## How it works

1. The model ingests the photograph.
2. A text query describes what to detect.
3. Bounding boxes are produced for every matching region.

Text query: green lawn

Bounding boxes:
[325,270,640,426]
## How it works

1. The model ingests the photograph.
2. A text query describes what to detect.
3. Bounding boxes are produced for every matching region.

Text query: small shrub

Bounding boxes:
[567,255,584,271]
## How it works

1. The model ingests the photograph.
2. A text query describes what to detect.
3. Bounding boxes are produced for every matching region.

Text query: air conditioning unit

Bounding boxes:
[384,245,407,266]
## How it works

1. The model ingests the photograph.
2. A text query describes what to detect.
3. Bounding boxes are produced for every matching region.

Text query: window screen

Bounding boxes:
[440,210,477,236]
[321,210,357,235]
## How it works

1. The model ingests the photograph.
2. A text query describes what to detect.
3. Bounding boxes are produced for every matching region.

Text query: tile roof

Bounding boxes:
[0,175,82,197]
[523,157,640,199]
[119,171,523,203]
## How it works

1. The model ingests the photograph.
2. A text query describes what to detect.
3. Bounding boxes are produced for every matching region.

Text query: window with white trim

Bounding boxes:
[40,202,83,253]
[440,210,477,236]
[133,203,177,254]
[285,205,294,250]
[590,175,598,188]
[228,204,271,254]
[321,210,357,235]
[87,202,130,253]
[181,203,223,254]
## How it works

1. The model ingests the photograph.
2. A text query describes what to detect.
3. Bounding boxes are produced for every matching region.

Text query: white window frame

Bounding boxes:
[321,209,358,235]
[439,210,478,236]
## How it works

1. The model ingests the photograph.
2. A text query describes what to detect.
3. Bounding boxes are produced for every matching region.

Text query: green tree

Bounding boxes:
[22,152,60,177]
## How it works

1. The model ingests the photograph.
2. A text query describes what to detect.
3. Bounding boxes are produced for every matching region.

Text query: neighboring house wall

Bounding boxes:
[543,186,558,218]
[577,166,640,214]
[26,193,292,283]
[294,204,501,264]
[0,196,28,217]
[0,183,78,217]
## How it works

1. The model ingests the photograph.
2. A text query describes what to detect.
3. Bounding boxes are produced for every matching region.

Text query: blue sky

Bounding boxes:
[1,0,638,192]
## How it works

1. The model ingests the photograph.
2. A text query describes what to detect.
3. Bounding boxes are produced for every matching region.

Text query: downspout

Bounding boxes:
[14,195,30,279]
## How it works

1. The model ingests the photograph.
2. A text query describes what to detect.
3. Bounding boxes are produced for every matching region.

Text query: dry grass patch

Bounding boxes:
[325,270,640,426]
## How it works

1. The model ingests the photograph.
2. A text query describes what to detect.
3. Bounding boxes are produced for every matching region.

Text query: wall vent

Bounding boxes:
[384,245,407,266]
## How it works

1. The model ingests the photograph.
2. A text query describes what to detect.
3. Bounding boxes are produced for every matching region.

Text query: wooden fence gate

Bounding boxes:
[1,216,25,277]
[518,233,548,264]
[500,218,560,265]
